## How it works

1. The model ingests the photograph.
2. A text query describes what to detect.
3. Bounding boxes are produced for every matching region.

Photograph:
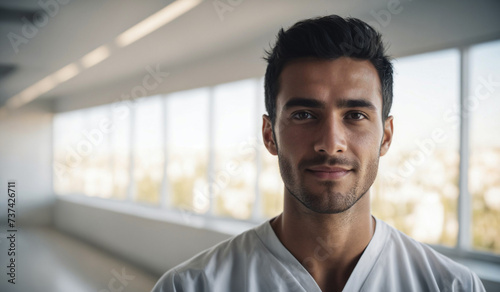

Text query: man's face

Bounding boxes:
[262,57,393,214]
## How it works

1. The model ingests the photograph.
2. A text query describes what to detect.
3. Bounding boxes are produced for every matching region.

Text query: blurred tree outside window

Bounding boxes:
[213,79,258,220]
[373,49,460,247]
[166,88,210,214]
[110,103,131,200]
[469,40,500,254]
[53,110,86,195]
[133,96,164,205]
[54,105,115,199]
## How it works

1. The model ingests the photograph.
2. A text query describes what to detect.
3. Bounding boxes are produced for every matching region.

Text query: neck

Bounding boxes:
[271,190,375,292]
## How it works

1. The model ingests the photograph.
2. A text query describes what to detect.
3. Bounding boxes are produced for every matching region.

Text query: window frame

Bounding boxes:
[53,40,500,264]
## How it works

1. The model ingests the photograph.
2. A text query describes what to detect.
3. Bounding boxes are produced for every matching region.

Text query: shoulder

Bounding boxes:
[151,224,263,292]
[375,220,485,291]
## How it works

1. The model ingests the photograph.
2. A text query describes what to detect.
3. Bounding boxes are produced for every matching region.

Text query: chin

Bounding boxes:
[297,190,361,214]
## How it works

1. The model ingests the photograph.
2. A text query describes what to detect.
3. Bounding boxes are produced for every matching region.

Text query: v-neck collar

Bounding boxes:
[254,216,388,292]
[342,217,388,291]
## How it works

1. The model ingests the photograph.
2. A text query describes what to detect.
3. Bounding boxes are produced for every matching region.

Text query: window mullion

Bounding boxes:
[127,104,136,202]
[457,46,471,251]
[208,87,215,216]
[107,106,115,199]
[161,95,170,209]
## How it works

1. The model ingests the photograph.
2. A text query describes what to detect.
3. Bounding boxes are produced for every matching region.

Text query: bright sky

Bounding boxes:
[214,79,258,150]
[166,87,210,150]
[391,49,460,153]
[469,40,500,147]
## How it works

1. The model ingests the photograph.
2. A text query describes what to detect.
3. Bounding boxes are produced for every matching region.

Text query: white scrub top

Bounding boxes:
[152,217,485,292]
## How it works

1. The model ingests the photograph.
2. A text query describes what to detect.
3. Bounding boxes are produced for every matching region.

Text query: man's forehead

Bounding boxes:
[277,57,382,110]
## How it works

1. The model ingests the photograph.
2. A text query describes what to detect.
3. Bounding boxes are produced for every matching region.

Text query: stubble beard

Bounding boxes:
[277,150,380,214]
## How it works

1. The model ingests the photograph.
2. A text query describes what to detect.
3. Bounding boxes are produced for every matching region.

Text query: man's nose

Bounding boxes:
[313,117,347,155]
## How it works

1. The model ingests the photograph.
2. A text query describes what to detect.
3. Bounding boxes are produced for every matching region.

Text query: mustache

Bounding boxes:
[299,155,359,170]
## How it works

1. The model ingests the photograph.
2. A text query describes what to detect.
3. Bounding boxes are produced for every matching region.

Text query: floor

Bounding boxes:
[0,227,158,292]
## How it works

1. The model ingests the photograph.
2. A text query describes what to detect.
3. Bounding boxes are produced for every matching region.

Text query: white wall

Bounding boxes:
[53,199,233,276]
[0,100,54,226]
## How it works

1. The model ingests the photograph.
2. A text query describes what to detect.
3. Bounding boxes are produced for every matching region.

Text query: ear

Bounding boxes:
[379,115,394,157]
[262,114,278,155]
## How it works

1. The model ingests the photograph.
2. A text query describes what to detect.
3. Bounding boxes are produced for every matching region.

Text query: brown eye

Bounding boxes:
[346,112,366,120]
[292,112,314,120]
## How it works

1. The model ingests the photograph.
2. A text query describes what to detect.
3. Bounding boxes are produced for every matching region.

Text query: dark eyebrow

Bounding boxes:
[283,97,377,111]
[337,99,377,111]
[283,97,326,111]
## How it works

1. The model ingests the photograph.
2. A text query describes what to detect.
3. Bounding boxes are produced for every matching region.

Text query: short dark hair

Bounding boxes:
[264,15,393,125]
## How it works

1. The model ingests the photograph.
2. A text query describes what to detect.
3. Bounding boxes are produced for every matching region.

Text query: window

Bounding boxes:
[53,40,500,257]
[54,109,86,195]
[83,105,114,198]
[166,88,210,213]
[133,96,164,204]
[109,102,131,200]
[53,105,114,198]
[373,49,460,247]
[213,79,259,220]
[372,42,500,256]
[469,40,500,254]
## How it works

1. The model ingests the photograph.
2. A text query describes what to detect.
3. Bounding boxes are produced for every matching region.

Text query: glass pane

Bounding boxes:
[54,106,114,197]
[54,104,130,200]
[373,49,460,247]
[213,79,258,220]
[469,40,500,254]
[80,105,113,198]
[53,110,86,195]
[133,96,164,205]
[110,101,131,200]
[166,88,210,214]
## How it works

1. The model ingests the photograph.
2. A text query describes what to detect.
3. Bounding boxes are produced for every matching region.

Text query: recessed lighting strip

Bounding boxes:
[2,0,203,111]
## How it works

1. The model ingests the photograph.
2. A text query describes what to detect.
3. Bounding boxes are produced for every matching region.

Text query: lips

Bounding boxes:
[306,165,352,180]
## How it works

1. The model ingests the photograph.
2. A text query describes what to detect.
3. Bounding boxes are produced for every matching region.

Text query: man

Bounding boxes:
[152,15,485,291]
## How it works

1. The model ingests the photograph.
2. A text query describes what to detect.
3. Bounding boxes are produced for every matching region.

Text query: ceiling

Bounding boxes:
[0,0,499,111]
